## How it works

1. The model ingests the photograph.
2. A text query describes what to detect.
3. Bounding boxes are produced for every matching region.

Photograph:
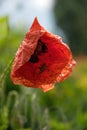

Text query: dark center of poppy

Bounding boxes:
[29,39,47,63]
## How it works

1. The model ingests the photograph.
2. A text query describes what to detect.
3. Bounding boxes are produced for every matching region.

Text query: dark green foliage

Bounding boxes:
[54,0,87,55]
[4,71,21,97]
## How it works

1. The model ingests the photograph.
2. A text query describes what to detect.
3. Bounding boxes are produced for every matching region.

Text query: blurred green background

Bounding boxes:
[0,0,87,130]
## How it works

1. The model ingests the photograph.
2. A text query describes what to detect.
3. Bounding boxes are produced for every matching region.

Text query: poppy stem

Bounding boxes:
[0,57,14,87]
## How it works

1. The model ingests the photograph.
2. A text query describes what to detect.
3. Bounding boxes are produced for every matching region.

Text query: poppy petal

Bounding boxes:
[11,17,76,92]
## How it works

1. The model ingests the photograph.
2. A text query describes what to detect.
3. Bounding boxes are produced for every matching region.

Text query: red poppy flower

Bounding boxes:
[10,17,76,92]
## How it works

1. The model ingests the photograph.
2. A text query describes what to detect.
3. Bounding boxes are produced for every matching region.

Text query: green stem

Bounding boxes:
[0,58,14,86]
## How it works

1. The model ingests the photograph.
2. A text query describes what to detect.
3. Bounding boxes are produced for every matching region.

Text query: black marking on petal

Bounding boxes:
[29,39,47,63]
[29,55,39,63]
[39,39,48,53]
[39,63,46,73]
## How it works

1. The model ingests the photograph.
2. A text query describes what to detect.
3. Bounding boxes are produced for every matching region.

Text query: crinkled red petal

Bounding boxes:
[11,17,76,92]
